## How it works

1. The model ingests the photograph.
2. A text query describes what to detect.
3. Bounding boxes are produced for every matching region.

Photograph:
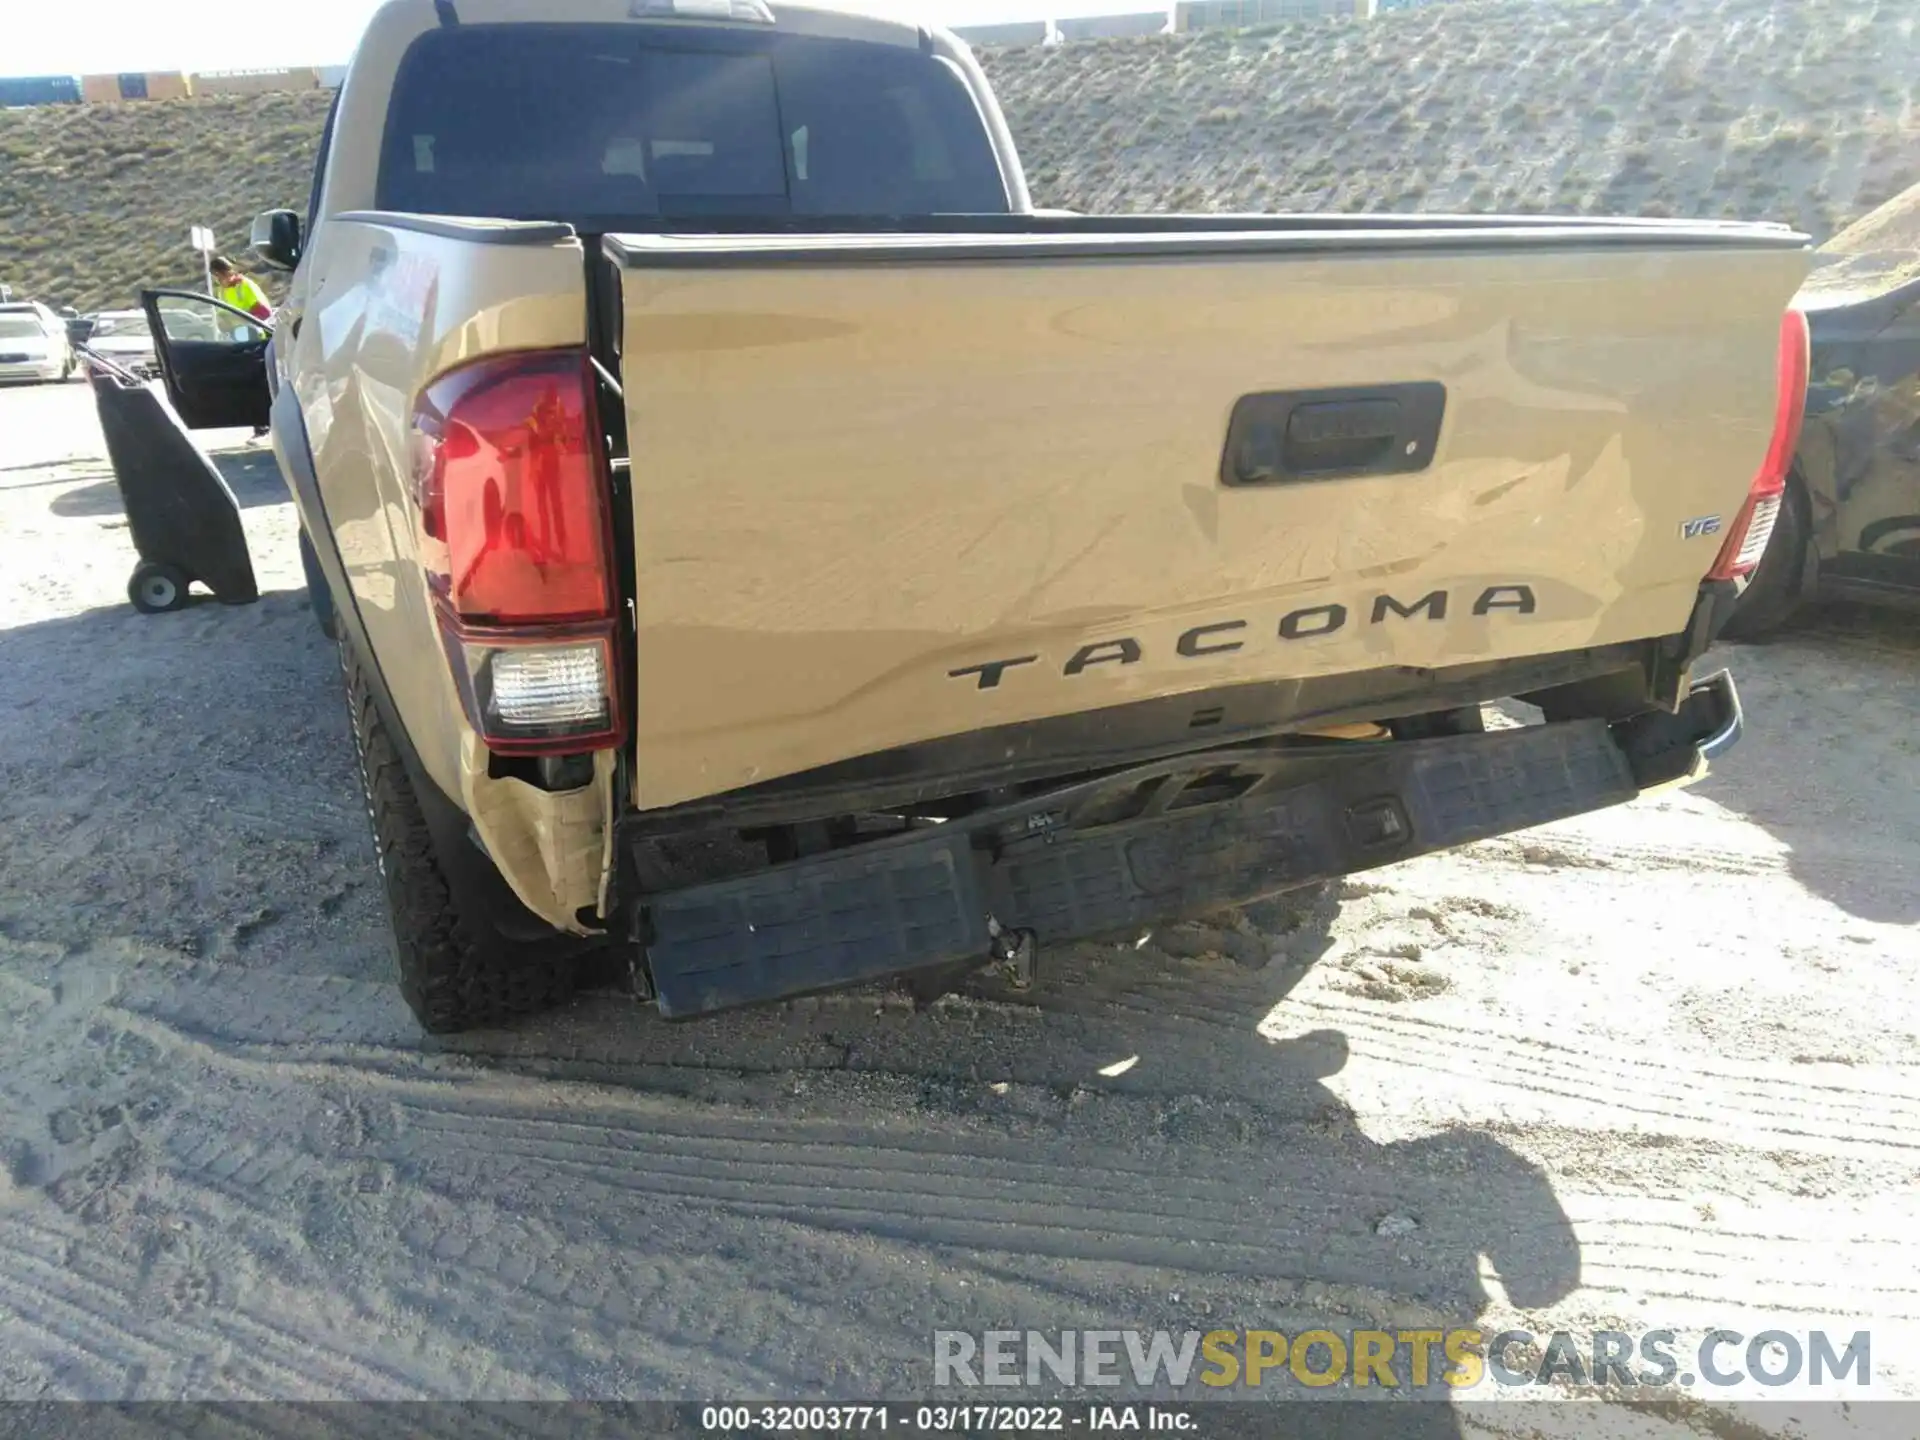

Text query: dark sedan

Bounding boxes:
[1726,187,1920,637]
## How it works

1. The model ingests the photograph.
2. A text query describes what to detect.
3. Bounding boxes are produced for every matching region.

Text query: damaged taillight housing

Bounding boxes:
[410,349,621,755]
[1708,307,1811,583]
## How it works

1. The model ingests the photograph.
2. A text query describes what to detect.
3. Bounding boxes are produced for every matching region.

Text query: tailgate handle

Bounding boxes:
[1223,382,1447,486]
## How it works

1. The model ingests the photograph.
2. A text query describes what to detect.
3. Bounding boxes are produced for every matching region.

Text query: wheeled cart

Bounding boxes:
[84,351,258,614]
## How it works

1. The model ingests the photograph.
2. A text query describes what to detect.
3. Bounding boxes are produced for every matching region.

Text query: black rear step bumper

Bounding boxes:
[639,671,1743,1018]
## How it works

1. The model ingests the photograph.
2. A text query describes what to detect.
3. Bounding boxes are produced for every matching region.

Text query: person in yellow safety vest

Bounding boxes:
[210,255,273,328]
[208,256,274,435]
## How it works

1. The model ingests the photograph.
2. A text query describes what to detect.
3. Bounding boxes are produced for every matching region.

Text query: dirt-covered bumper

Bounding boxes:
[635,672,1743,1018]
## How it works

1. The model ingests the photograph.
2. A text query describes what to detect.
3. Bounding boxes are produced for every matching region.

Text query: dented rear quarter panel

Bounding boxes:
[287,218,599,930]
[281,0,608,929]
[275,0,1023,931]
[289,218,588,802]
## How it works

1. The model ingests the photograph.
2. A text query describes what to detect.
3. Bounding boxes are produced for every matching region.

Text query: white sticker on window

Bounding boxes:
[413,134,435,172]
[604,137,649,178]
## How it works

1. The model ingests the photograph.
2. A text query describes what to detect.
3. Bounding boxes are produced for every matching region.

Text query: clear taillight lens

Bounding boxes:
[435,623,622,755]
[1730,493,1784,574]
[490,644,610,730]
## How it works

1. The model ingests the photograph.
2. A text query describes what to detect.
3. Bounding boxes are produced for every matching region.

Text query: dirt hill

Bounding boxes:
[1803,174,1920,296]
[0,91,332,312]
[2,0,1916,313]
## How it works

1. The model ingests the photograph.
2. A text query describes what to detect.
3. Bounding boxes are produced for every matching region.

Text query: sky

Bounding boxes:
[1,0,1165,77]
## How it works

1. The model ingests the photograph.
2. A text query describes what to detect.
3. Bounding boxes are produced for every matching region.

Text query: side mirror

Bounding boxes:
[250,209,303,272]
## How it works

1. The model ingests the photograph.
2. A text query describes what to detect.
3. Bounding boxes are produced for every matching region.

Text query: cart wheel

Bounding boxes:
[129,562,191,614]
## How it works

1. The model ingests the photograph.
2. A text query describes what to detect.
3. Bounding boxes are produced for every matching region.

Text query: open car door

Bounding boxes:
[139,289,271,431]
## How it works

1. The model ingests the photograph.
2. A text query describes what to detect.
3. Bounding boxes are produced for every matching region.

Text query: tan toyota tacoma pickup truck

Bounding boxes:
[140,0,1811,1033]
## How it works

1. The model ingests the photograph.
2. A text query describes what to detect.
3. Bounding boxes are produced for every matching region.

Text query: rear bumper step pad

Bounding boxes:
[643,672,1740,1018]
[646,831,990,1019]
[989,716,1637,949]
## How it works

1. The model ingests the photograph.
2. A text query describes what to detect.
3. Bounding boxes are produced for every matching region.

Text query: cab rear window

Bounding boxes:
[375,25,1011,225]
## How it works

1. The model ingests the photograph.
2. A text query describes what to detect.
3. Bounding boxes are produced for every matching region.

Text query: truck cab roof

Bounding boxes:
[371,0,938,49]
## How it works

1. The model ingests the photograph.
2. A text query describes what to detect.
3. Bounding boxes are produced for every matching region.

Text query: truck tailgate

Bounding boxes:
[609,225,1807,810]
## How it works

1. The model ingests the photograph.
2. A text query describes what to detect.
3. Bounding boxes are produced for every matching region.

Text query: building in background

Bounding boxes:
[953,19,1053,45]
[957,11,1173,45]
[192,68,320,96]
[0,75,81,107]
[1175,0,1373,28]
[1055,11,1171,38]
[79,72,191,102]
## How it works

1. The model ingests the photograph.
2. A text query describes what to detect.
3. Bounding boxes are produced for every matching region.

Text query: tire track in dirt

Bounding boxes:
[0,1137,576,1399]
[95,1098,934,1397]
[1007,946,1920,1159]
[401,1119,1352,1260]
[6,931,1916,1404]
[0,1221,281,1399]
[61,945,1920,1196]
[86,999,1892,1338]
[0,964,883,1396]
[1270,992,1920,1152]
[0,1125,483,1396]
[6,984,1495,1321]
[396,1083,1920,1314]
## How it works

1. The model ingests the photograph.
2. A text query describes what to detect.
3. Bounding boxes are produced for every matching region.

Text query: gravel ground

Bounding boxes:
[0,379,1916,1436]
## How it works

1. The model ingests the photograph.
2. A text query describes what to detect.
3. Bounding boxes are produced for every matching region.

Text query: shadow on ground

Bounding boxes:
[46,443,288,518]
[1704,600,1920,925]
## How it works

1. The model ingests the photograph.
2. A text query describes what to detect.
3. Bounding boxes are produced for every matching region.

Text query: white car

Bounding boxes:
[84,309,162,379]
[0,304,77,384]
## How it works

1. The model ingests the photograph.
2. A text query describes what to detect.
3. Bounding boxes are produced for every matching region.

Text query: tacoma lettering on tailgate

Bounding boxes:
[947,585,1539,691]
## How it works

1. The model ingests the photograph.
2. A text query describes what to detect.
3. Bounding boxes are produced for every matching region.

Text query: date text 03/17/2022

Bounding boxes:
[698,1403,1196,1433]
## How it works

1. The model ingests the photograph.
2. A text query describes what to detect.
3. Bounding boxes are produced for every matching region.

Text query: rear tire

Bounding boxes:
[340,636,577,1033]
[1720,473,1811,642]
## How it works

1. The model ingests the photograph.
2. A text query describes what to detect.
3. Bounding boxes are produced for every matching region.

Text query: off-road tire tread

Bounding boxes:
[340,637,576,1033]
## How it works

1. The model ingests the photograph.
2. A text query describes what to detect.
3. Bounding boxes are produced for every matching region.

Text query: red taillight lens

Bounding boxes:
[412,350,615,624]
[1708,307,1810,583]
[410,350,622,754]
